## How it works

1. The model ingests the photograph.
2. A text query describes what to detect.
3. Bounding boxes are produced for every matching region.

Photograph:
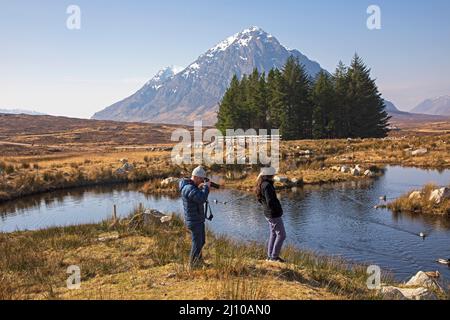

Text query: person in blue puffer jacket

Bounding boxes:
[179,166,210,266]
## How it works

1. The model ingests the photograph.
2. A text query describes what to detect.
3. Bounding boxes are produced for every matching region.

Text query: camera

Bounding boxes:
[204,178,221,189]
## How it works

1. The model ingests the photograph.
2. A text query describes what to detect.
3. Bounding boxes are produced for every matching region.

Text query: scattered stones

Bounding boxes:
[429,187,450,205]
[331,166,341,172]
[412,148,428,156]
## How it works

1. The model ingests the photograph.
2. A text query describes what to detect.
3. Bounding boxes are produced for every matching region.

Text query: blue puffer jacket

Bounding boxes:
[179,178,210,225]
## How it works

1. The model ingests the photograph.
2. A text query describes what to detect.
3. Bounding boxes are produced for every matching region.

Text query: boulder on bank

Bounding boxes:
[161,177,179,186]
[380,286,437,300]
[274,176,289,183]
[429,187,450,205]
[379,286,408,300]
[406,271,443,292]
[116,162,134,174]
[364,170,374,177]
[351,168,360,176]
[412,148,428,156]
[379,271,443,300]
[289,178,302,186]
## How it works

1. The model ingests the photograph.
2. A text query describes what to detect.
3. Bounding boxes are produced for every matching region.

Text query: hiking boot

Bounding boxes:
[272,257,286,263]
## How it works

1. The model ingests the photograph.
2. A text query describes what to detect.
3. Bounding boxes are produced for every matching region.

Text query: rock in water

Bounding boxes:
[429,187,450,204]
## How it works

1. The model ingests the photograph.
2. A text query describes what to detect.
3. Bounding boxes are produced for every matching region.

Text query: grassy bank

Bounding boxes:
[0,151,183,203]
[0,211,390,300]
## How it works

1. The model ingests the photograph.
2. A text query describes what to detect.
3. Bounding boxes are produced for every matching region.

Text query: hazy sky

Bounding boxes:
[1,0,449,118]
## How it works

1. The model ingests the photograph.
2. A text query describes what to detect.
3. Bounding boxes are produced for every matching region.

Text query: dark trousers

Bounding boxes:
[187,222,206,264]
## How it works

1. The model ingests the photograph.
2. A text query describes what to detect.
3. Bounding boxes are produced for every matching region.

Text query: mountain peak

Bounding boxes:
[412,95,450,116]
[93,27,326,125]
[207,26,274,54]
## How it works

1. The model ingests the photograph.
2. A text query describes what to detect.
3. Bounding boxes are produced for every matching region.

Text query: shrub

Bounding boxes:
[5,165,15,174]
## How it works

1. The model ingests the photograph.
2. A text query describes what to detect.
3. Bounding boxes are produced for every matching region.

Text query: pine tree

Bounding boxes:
[332,61,350,138]
[280,56,312,140]
[311,71,336,139]
[347,54,391,138]
[267,69,285,129]
[216,75,241,134]
[245,69,268,129]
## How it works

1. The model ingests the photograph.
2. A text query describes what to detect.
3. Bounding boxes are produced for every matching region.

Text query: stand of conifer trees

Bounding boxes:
[216,54,391,139]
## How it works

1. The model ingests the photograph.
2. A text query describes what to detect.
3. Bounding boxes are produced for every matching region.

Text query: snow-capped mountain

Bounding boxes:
[92,26,326,125]
[411,95,450,116]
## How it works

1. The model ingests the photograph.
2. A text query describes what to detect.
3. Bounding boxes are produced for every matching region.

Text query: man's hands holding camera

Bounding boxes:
[198,181,211,189]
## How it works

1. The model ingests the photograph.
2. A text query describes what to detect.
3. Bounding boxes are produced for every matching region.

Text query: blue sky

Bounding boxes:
[1,0,449,118]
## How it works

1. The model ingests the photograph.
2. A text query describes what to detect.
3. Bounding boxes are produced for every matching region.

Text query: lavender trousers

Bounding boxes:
[266,217,287,259]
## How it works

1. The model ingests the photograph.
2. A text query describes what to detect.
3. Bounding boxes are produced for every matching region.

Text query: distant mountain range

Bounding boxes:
[385,99,450,124]
[0,108,46,116]
[411,95,450,116]
[92,26,325,125]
